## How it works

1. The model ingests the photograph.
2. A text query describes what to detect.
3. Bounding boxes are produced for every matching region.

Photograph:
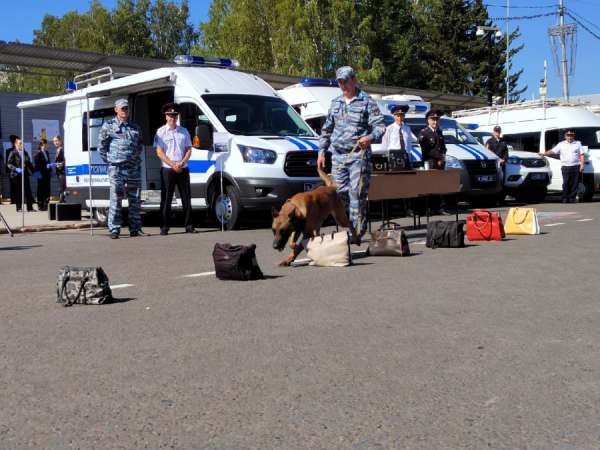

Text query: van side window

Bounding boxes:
[82,108,116,152]
[545,129,559,151]
[502,132,540,153]
[179,102,214,141]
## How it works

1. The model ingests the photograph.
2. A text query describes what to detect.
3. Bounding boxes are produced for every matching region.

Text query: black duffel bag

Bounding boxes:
[425,220,465,249]
[213,243,264,281]
[56,266,113,306]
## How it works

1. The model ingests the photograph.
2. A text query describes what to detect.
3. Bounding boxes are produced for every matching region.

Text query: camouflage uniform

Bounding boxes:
[319,88,385,236]
[98,118,144,235]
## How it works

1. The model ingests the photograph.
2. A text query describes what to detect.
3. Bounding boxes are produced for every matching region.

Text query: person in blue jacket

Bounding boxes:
[98,99,146,239]
[317,66,385,239]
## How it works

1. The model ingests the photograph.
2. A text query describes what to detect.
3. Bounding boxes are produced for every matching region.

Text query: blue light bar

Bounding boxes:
[463,123,479,130]
[174,55,240,68]
[386,103,429,114]
[65,81,77,93]
[414,105,428,112]
[300,78,338,87]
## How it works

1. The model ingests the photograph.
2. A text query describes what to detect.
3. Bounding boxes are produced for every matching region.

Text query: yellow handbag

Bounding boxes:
[504,207,540,235]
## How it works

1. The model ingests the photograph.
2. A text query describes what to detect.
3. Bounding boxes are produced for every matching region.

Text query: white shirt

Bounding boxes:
[381,122,412,151]
[552,139,584,166]
[154,124,193,168]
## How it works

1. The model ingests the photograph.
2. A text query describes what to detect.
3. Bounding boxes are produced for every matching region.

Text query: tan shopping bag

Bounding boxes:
[504,207,540,235]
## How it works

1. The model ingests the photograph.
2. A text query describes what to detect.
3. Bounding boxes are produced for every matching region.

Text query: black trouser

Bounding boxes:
[9,177,15,203]
[13,175,35,211]
[160,167,193,231]
[37,174,51,209]
[427,158,446,213]
[58,173,66,203]
[561,165,580,202]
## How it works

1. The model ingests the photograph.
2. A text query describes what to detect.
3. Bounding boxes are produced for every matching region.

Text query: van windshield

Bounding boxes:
[404,117,479,144]
[562,127,600,149]
[202,94,314,137]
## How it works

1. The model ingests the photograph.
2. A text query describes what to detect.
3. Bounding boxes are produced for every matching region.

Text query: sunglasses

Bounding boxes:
[119,106,130,110]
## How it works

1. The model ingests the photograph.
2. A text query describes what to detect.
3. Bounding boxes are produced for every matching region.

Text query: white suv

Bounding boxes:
[468,130,552,203]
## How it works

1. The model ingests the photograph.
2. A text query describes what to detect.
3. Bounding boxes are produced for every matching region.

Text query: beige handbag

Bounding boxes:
[504,207,540,235]
[302,231,352,267]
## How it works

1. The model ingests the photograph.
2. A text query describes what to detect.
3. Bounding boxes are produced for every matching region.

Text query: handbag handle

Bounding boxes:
[511,208,529,225]
[471,211,492,230]
[430,223,448,249]
[58,271,89,307]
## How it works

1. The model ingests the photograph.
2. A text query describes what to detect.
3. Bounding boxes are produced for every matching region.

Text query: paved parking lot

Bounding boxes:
[1,196,599,448]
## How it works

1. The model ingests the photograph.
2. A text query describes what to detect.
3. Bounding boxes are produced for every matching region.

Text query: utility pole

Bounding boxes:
[506,0,510,104]
[549,0,577,101]
[559,0,569,100]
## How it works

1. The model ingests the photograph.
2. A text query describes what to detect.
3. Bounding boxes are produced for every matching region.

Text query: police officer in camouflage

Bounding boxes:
[317,66,385,239]
[99,99,147,239]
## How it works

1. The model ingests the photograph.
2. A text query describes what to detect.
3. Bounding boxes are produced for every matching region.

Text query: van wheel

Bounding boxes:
[577,178,595,202]
[93,207,109,227]
[212,185,244,230]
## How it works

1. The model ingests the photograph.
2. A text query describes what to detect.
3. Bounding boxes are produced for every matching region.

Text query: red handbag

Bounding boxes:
[466,209,505,241]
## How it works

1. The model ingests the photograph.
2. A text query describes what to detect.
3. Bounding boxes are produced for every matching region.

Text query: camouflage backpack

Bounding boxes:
[56,266,113,306]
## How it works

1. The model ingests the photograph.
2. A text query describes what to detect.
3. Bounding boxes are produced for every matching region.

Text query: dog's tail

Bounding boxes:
[317,166,337,187]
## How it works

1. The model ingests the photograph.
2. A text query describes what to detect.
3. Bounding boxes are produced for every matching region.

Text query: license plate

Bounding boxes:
[531,173,547,180]
[476,175,495,182]
[304,182,320,191]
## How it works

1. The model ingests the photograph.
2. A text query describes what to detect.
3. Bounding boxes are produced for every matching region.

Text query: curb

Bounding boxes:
[0,221,100,235]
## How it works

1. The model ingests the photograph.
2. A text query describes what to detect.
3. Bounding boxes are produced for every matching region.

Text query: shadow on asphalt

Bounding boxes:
[0,245,43,251]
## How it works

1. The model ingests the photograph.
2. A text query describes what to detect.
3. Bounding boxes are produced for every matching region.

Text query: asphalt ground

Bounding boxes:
[1,196,599,448]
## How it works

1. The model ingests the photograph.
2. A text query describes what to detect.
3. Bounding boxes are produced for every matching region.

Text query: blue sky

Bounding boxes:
[2,0,599,102]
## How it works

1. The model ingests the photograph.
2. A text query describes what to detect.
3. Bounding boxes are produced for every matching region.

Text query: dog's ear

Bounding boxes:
[271,206,279,219]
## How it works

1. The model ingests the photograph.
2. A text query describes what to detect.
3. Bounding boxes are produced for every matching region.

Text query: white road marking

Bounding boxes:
[182,271,215,278]
[544,223,565,227]
[576,219,594,222]
[111,284,134,289]
[291,258,311,264]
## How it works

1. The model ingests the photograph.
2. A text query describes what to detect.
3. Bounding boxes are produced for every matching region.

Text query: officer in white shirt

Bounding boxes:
[154,102,199,235]
[538,128,585,203]
[381,104,412,169]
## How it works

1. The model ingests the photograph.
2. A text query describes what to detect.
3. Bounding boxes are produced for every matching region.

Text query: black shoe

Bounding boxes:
[406,209,414,218]
[160,229,169,236]
[562,198,568,203]
[186,228,200,234]
[16,209,22,213]
[110,232,119,239]
[130,230,148,237]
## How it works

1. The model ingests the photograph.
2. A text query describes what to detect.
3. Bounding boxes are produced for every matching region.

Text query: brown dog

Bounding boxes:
[272,168,359,266]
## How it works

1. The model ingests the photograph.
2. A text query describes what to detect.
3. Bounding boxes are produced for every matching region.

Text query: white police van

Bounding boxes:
[453,99,600,201]
[463,126,552,203]
[17,56,324,229]
[279,81,502,204]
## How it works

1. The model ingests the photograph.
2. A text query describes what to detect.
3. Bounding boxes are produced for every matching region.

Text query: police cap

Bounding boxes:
[391,105,409,115]
[161,102,181,115]
[335,66,356,80]
[115,99,129,108]
[564,127,575,135]
[426,108,442,119]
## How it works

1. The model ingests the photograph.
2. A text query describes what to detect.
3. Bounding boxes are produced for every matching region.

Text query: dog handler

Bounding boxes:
[317,66,385,238]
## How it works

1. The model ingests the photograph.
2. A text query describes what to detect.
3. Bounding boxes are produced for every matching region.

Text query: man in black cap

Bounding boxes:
[418,108,449,214]
[486,125,509,205]
[153,102,198,235]
[382,104,412,168]
[6,135,20,204]
[539,128,585,203]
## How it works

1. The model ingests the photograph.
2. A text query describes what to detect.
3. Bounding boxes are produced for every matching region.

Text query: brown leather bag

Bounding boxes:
[367,223,410,256]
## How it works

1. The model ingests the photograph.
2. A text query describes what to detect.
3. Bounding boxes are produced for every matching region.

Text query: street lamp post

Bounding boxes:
[476,26,503,106]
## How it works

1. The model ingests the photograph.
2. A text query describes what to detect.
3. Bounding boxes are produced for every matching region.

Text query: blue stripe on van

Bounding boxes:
[411,146,422,161]
[295,137,319,149]
[187,161,216,173]
[456,143,481,160]
[66,164,109,176]
[285,136,308,149]
[464,144,489,160]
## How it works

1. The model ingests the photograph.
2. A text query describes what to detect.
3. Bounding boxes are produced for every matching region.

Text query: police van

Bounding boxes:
[462,126,552,203]
[17,56,325,229]
[280,79,504,203]
[453,99,600,201]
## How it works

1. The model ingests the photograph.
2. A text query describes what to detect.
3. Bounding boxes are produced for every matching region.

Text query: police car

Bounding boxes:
[465,127,552,203]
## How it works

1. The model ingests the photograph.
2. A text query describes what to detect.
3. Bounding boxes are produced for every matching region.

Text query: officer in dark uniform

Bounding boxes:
[418,109,449,215]
[486,125,509,205]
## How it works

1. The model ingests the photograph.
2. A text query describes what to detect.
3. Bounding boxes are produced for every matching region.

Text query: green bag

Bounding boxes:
[56,266,113,306]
